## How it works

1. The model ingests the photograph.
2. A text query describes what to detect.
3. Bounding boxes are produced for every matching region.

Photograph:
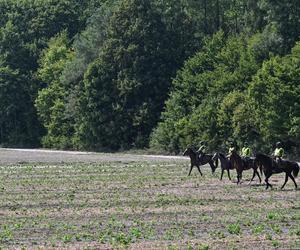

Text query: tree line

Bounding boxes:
[0,0,299,155]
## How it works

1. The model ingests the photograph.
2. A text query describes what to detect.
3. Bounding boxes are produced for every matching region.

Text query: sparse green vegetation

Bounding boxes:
[0,160,298,249]
[227,223,241,235]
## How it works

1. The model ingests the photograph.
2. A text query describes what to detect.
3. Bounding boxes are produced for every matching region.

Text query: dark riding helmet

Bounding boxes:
[276,141,282,147]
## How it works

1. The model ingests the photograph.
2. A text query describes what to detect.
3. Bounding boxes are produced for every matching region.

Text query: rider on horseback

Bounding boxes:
[197,141,207,161]
[197,141,206,153]
[241,143,251,157]
[273,141,284,166]
[228,142,235,156]
[241,142,252,166]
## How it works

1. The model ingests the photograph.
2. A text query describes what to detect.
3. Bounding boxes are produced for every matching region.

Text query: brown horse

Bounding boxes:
[229,150,261,184]
[183,147,217,176]
[255,153,299,190]
[212,152,234,180]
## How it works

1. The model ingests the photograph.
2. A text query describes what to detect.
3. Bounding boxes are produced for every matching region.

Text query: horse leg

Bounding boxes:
[265,178,270,190]
[227,169,231,180]
[209,161,216,174]
[196,165,203,176]
[265,173,272,190]
[259,165,263,177]
[256,170,262,183]
[238,171,243,185]
[265,179,268,189]
[188,165,193,176]
[220,169,224,180]
[236,172,239,185]
[281,173,289,190]
[249,169,256,184]
[288,173,298,189]
[236,170,241,185]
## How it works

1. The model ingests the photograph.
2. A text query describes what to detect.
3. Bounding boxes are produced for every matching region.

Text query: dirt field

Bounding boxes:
[0,149,299,249]
[0,148,187,165]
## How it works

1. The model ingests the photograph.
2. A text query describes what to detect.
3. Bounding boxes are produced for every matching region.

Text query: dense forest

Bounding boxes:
[0,0,299,155]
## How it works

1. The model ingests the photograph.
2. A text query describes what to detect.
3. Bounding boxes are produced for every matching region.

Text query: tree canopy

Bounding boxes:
[0,0,299,155]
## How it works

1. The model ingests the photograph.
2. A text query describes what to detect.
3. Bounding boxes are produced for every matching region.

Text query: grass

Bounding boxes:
[227,223,241,235]
[0,161,298,249]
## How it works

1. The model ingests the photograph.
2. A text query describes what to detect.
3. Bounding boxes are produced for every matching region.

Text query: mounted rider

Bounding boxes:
[197,141,206,153]
[228,142,236,156]
[197,141,207,161]
[241,143,251,158]
[241,142,252,165]
[273,141,284,166]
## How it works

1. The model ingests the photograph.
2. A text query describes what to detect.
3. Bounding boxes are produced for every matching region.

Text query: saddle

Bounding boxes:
[242,156,255,169]
[273,157,284,169]
[198,152,210,165]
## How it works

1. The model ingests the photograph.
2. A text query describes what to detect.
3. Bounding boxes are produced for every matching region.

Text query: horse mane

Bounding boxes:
[183,147,198,158]
[255,153,273,163]
[188,147,197,153]
[219,152,226,158]
[255,153,269,157]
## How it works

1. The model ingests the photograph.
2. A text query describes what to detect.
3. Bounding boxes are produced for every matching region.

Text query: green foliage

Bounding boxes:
[61,1,117,86]
[150,31,225,151]
[75,0,199,150]
[260,0,300,51]
[150,32,263,152]
[151,30,300,154]
[0,0,89,71]
[0,66,40,146]
[227,223,241,235]
[217,91,259,147]
[248,42,300,153]
[35,32,74,149]
[251,224,265,235]
[80,57,120,150]
[1,0,300,151]
[0,0,101,147]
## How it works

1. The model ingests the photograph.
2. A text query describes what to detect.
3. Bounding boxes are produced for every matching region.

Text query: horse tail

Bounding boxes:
[292,162,299,178]
[259,162,263,177]
[255,154,264,177]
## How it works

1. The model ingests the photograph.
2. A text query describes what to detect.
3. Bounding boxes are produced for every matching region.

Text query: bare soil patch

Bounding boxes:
[0,149,298,249]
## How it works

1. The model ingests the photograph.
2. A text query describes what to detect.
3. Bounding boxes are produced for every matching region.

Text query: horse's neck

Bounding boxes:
[234,153,241,162]
[219,155,228,164]
[232,154,242,166]
[261,155,274,165]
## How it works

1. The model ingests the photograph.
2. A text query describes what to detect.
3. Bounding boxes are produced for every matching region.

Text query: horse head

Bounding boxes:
[229,150,243,169]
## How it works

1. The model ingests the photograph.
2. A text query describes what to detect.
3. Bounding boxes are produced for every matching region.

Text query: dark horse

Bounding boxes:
[255,153,299,189]
[229,150,262,184]
[212,152,234,180]
[183,147,217,176]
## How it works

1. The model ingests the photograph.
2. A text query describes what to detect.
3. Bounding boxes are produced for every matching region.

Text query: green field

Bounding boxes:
[0,161,299,249]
